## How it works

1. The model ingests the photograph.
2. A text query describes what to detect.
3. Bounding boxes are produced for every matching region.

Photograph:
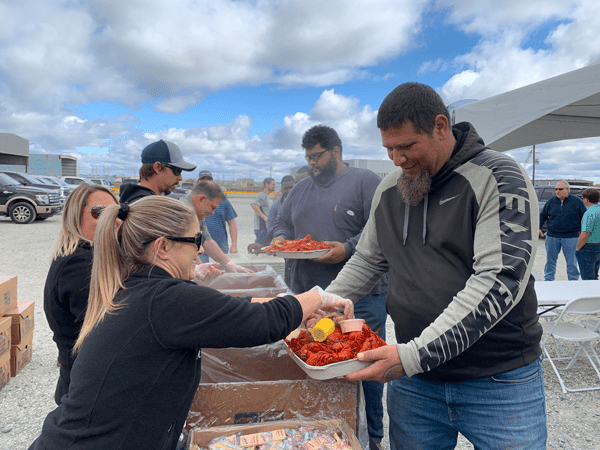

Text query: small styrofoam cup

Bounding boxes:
[340,318,365,333]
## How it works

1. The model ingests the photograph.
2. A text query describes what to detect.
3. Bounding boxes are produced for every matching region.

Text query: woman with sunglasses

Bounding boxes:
[30,196,353,450]
[44,184,119,405]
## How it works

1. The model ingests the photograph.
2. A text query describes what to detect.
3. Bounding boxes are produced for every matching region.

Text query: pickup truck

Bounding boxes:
[0,173,62,224]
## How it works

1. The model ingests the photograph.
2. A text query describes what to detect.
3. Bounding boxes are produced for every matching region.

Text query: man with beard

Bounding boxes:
[272,125,388,450]
[119,139,196,203]
[326,83,545,449]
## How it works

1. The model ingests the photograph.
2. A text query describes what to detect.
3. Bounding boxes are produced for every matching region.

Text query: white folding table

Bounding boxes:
[535,280,600,314]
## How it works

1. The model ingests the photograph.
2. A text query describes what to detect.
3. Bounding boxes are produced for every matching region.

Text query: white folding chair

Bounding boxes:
[540,297,600,393]
[582,317,600,333]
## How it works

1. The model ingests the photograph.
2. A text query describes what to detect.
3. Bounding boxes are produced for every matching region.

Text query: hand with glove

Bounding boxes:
[220,262,254,273]
[309,285,354,320]
[194,263,225,281]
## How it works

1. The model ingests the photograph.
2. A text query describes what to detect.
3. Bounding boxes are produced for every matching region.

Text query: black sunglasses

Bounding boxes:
[304,149,330,162]
[142,234,204,250]
[165,164,183,176]
[555,188,565,191]
[90,205,106,219]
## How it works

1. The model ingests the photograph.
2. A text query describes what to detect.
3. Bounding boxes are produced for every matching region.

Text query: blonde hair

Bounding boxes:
[74,196,196,352]
[50,184,117,260]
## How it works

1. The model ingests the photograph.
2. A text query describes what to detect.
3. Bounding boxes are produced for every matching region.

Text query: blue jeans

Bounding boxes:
[544,235,579,280]
[254,229,268,244]
[354,293,387,444]
[576,245,600,280]
[387,358,547,450]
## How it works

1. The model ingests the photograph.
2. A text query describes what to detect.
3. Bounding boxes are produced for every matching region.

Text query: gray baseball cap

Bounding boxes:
[198,170,213,180]
[141,140,196,171]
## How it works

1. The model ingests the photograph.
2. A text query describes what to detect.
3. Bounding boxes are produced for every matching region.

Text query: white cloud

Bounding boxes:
[438,1,600,103]
[2,0,600,183]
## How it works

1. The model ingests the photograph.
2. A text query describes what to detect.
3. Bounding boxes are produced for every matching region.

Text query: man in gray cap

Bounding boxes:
[119,139,196,203]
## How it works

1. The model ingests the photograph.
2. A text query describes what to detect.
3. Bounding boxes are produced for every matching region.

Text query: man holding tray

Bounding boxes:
[272,125,388,450]
[326,83,545,449]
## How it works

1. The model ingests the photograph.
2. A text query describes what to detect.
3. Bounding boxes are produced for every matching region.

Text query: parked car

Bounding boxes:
[180,182,195,190]
[535,184,589,233]
[0,173,62,224]
[91,178,111,187]
[0,171,67,203]
[165,188,190,201]
[61,176,95,186]
[30,175,71,204]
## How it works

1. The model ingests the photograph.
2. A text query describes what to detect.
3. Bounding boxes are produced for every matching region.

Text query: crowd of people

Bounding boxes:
[31,81,585,450]
[539,181,600,280]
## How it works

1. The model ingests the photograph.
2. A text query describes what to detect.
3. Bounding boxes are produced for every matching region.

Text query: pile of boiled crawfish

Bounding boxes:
[264,234,330,252]
[285,324,386,366]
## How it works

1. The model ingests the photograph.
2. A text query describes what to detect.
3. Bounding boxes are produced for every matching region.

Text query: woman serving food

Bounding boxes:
[30,196,353,450]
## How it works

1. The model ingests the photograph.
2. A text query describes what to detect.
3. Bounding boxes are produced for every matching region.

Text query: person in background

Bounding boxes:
[119,139,196,203]
[576,187,600,280]
[247,175,296,251]
[326,82,545,449]
[44,184,118,405]
[272,125,388,450]
[295,165,311,182]
[267,175,295,237]
[194,170,239,264]
[181,181,251,274]
[29,196,354,450]
[251,177,275,243]
[539,180,587,280]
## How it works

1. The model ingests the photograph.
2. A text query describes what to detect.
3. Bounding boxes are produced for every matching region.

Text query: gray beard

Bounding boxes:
[397,171,432,206]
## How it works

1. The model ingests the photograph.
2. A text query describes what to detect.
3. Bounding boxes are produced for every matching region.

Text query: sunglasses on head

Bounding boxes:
[165,164,183,176]
[90,205,106,219]
[142,234,204,250]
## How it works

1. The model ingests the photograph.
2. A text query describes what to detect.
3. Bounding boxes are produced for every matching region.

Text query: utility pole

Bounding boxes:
[532,145,536,184]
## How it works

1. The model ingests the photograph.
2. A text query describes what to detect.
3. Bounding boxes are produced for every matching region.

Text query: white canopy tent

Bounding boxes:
[451,62,600,152]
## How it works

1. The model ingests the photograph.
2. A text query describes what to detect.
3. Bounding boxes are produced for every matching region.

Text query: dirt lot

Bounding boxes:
[0,194,598,449]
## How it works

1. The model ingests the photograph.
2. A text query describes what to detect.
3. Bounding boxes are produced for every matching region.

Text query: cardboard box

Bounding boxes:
[0,316,11,357]
[188,419,361,450]
[188,379,358,434]
[6,300,34,345]
[0,351,10,392]
[10,331,32,376]
[187,342,366,444]
[0,276,17,315]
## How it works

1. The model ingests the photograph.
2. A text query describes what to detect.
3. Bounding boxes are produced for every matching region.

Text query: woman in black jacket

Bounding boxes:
[31,196,352,450]
[44,183,118,405]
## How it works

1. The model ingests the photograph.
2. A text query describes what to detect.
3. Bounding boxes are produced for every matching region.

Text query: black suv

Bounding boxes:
[0,173,62,223]
[1,171,68,201]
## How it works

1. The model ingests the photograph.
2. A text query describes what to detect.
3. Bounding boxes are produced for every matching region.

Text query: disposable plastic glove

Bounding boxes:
[220,262,253,273]
[309,285,354,319]
[194,263,225,281]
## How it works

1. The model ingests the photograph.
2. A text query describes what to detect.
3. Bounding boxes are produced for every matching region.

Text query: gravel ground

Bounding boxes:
[1,193,599,450]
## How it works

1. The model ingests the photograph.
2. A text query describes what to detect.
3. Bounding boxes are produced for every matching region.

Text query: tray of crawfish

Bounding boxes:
[264,235,331,259]
[284,319,386,380]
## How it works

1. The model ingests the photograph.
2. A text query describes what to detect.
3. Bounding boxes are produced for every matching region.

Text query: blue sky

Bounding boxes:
[1,0,599,182]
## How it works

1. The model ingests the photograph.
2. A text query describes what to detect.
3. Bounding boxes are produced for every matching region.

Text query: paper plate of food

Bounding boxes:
[264,235,330,259]
[283,317,386,380]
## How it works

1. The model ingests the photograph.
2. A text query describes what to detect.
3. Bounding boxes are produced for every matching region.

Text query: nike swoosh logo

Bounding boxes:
[439,195,459,205]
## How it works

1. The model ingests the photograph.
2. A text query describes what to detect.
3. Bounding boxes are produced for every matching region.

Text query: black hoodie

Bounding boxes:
[328,122,542,381]
[118,183,156,203]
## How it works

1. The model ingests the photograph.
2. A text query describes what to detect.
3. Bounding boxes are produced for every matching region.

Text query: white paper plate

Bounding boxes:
[268,249,329,259]
[284,341,372,380]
